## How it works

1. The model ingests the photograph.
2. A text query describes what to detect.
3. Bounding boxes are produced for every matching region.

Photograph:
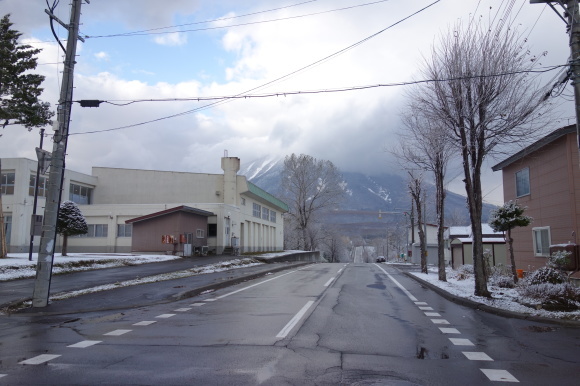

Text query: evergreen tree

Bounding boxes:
[489,201,532,283]
[57,201,88,256]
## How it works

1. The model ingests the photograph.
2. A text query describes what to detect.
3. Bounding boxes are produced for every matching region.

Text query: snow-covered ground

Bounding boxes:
[407,265,580,322]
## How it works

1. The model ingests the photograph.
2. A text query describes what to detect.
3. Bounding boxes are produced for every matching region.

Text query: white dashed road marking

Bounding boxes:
[133,321,156,326]
[424,312,441,317]
[174,308,192,312]
[67,340,101,348]
[324,277,335,287]
[419,306,434,310]
[414,301,428,305]
[449,338,474,346]
[190,303,205,306]
[430,319,450,325]
[462,352,493,361]
[156,314,176,318]
[19,354,61,365]
[480,369,519,382]
[104,329,132,336]
[439,327,460,334]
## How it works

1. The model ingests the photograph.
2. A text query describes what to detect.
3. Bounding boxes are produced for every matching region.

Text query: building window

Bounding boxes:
[262,207,269,220]
[208,224,217,237]
[196,229,205,238]
[78,224,108,238]
[515,168,530,197]
[1,172,15,195]
[241,197,246,206]
[117,224,132,238]
[253,203,261,218]
[532,227,550,257]
[69,183,93,205]
[3,215,11,247]
[270,210,277,223]
[29,175,48,197]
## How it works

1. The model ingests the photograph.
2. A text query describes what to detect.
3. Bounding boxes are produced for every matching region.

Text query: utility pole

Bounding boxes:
[32,0,85,308]
[531,0,580,152]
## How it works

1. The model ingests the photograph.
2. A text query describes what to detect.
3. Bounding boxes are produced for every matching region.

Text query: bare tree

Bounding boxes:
[414,19,549,297]
[408,171,427,274]
[320,226,347,262]
[281,154,345,251]
[399,104,453,281]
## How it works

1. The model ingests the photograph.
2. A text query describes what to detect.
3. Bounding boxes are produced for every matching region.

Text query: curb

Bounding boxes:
[2,262,311,317]
[400,270,580,327]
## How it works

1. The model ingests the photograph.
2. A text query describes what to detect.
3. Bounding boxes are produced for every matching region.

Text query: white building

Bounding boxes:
[1,157,287,255]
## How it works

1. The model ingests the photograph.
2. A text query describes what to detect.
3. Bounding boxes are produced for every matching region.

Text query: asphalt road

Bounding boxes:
[1,263,579,385]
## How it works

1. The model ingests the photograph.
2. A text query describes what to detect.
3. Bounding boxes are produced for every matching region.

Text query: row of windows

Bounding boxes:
[73,224,133,238]
[1,172,94,205]
[252,203,277,223]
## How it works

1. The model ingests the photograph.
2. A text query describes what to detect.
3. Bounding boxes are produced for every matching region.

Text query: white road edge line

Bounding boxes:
[276,300,315,339]
[324,277,335,287]
[374,264,418,301]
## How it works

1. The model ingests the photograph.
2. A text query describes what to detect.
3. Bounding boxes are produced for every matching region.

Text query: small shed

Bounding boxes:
[126,205,214,256]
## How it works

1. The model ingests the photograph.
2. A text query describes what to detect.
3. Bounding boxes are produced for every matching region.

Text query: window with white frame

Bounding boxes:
[262,207,269,220]
[515,168,530,197]
[1,172,15,195]
[196,229,205,238]
[29,175,48,197]
[69,183,93,205]
[270,210,277,223]
[253,203,261,218]
[532,227,550,257]
[117,224,132,237]
[78,224,108,238]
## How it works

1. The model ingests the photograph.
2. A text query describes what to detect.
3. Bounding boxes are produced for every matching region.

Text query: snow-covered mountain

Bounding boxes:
[240,156,495,237]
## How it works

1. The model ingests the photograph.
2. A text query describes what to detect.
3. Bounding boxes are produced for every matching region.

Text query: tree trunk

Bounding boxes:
[436,169,447,281]
[62,234,68,257]
[416,196,427,274]
[508,229,518,283]
[0,158,7,258]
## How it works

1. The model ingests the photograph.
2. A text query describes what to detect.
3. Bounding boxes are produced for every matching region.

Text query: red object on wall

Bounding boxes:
[161,235,167,244]
[180,234,186,243]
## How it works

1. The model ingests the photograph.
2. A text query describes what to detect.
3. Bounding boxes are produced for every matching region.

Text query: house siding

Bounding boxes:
[501,132,580,272]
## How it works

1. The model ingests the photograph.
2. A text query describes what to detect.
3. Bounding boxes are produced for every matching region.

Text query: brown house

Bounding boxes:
[492,125,580,277]
[126,206,214,256]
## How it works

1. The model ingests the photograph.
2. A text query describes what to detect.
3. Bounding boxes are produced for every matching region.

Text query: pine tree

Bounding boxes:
[57,201,88,256]
[489,201,532,283]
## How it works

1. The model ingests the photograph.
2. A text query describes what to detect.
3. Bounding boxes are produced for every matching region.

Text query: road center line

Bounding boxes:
[67,340,101,348]
[276,300,315,338]
[19,354,61,365]
[374,264,418,301]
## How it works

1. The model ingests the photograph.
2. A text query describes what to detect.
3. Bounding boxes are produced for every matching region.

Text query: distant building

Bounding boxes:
[444,224,506,269]
[492,124,580,276]
[1,157,287,255]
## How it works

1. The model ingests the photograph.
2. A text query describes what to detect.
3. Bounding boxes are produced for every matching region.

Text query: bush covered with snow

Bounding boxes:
[450,264,474,280]
[526,267,566,285]
[488,264,515,288]
[518,283,580,311]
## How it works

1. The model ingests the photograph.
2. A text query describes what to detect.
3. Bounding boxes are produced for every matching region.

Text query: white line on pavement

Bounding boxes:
[133,321,156,326]
[374,264,418,301]
[424,312,441,317]
[67,340,101,348]
[190,303,205,306]
[449,338,474,346]
[462,352,493,361]
[480,369,519,382]
[155,314,176,319]
[324,277,335,287]
[430,319,450,325]
[439,327,460,334]
[174,308,192,312]
[419,306,434,310]
[276,300,315,339]
[19,354,61,365]
[104,329,132,336]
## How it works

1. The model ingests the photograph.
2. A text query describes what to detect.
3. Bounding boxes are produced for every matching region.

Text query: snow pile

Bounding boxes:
[410,266,580,321]
[0,253,184,281]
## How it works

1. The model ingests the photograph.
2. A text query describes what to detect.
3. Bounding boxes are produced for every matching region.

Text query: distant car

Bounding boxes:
[376,256,386,263]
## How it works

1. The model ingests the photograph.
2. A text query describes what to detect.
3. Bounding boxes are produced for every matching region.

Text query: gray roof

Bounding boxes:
[491,125,576,171]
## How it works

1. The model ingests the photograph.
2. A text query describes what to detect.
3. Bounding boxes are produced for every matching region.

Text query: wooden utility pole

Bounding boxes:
[33,0,85,307]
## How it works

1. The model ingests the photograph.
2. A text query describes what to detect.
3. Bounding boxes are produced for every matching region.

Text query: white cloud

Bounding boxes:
[153,32,187,46]
[94,51,109,61]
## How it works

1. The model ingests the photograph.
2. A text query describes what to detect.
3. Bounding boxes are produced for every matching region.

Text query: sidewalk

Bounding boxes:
[1,256,309,316]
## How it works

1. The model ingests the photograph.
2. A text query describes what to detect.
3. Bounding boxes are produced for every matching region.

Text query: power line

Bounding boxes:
[82,0,392,39]
[72,64,566,107]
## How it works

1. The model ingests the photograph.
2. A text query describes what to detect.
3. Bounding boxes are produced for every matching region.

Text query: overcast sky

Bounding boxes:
[0,0,575,205]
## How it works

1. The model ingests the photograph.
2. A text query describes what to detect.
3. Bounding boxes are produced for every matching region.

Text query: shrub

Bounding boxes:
[488,264,515,288]
[518,283,580,311]
[526,267,566,285]
[452,265,474,280]
[547,250,571,271]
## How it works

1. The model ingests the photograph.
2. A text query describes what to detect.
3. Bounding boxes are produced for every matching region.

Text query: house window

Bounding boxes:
[79,224,108,238]
[69,183,93,205]
[1,172,15,195]
[532,227,550,257]
[117,224,132,237]
[515,168,530,197]
[270,210,277,223]
[29,175,48,197]
[208,224,217,237]
[3,215,11,247]
[262,207,269,220]
[196,229,205,238]
[253,203,261,218]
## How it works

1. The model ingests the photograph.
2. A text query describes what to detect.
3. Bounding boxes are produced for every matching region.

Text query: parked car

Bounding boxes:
[376,256,386,263]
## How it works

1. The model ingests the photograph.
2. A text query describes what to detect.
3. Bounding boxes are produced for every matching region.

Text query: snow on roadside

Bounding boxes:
[0,253,183,281]
[409,266,580,322]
